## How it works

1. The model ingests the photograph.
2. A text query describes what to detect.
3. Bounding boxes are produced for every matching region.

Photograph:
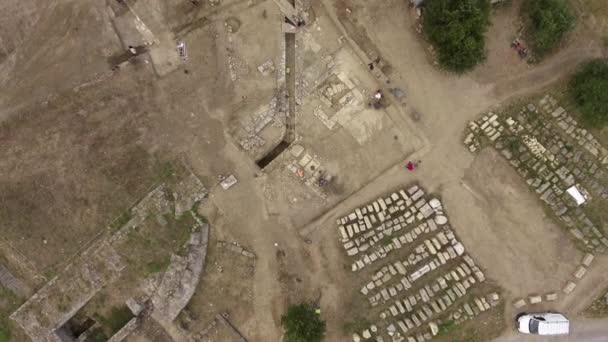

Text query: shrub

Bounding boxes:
[424,0,491,72]
[569,59,608,127]
[524,0,575,55]
[281,303,326,342]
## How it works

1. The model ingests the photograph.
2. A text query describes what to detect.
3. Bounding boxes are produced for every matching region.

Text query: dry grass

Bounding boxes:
[583,288,608,317]
[434,283,506,342]
[0,73,166,273]
[0,287,23,342]
[576,0,608,43]
[181,230,255,335]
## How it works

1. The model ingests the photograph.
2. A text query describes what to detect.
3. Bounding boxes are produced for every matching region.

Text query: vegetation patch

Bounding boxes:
[0,286,22,342]
[109,211,133,231]
[583,288,608,317]
[437,320,456,336]
[95,305,133,334]
[84,327,108,342]
[0,327,8,342]
[281,302,326,342]
[342,316,371,334]
[523,0,575,56]
[146,258,170,274]
[423,0,491,72]
[568,59,608,128]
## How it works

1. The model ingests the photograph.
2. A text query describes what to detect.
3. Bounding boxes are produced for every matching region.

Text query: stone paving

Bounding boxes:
[463,95,608,253]
[151,223,209,323]
[338,185,501,342]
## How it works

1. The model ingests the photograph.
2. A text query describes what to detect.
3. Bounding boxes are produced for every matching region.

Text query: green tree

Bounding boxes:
[569,59,608,127]
[281,303,326,342]
[423,0,491,72]
[524,0,575,56]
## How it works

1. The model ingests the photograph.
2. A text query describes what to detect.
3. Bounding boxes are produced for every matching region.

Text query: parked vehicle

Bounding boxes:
[517,312,569,335]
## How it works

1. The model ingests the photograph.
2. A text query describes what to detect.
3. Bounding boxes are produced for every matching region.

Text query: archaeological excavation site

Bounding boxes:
[1,0,608,341]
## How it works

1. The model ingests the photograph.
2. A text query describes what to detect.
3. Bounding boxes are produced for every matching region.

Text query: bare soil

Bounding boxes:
[0,71,165,273]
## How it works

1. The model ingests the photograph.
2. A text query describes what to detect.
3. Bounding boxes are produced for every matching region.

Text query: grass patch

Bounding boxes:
[0,326,8,342]
[584,199,608,232]
[95,306,133,334]
[173,210,197,232]
[152,159,188,186]
[342,316,371,334]
[583,288,608,317]
[84,327,108,342]
[505,136,522,156]
[437,320,456,336]
[146,258,170,274]
[109,211,133,231]
[0,287,23,342]
[119,210,194,278]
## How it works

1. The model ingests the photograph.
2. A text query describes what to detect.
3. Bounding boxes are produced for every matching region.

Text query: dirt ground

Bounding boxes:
[1,0,608,341]
[302,0,607,340]
[0,70,165,273]
[178,201,257,340]
[457,148,581,298]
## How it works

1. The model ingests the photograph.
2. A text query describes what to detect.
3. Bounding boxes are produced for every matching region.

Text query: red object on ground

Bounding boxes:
[406,161,415,171]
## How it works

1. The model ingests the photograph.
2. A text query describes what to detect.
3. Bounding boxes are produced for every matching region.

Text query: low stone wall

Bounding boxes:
[151,223,209,322]
[0,264,30,297]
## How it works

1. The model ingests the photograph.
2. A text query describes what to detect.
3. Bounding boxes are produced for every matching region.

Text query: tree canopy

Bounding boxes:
[281,303,326,342]
[524,0,575,56]
[423,0,491,72]
[569,59,608,127]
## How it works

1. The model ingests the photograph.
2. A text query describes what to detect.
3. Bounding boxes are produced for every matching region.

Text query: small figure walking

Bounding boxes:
[406,161,415,171]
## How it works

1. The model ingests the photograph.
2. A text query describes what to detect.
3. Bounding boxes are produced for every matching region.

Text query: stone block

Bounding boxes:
[453,242,465,255]
[528,295,542,304]
[346,247,359,256]
[398,320,408,334]
[562,281,576,294]
[463,303,474,316]
[513,298,526,308]
[569,228,584,240]
[362,329,371,339]
[474,298,485,311]
[545,292,558,301]
[574,266,587,279]
[429,322,439,336]
[582,253,594,267]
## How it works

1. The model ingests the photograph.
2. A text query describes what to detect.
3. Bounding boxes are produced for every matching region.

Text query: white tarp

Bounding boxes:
[566,186,587,206]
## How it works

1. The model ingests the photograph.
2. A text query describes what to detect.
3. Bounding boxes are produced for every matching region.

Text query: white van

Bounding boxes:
[517,313,570,335]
